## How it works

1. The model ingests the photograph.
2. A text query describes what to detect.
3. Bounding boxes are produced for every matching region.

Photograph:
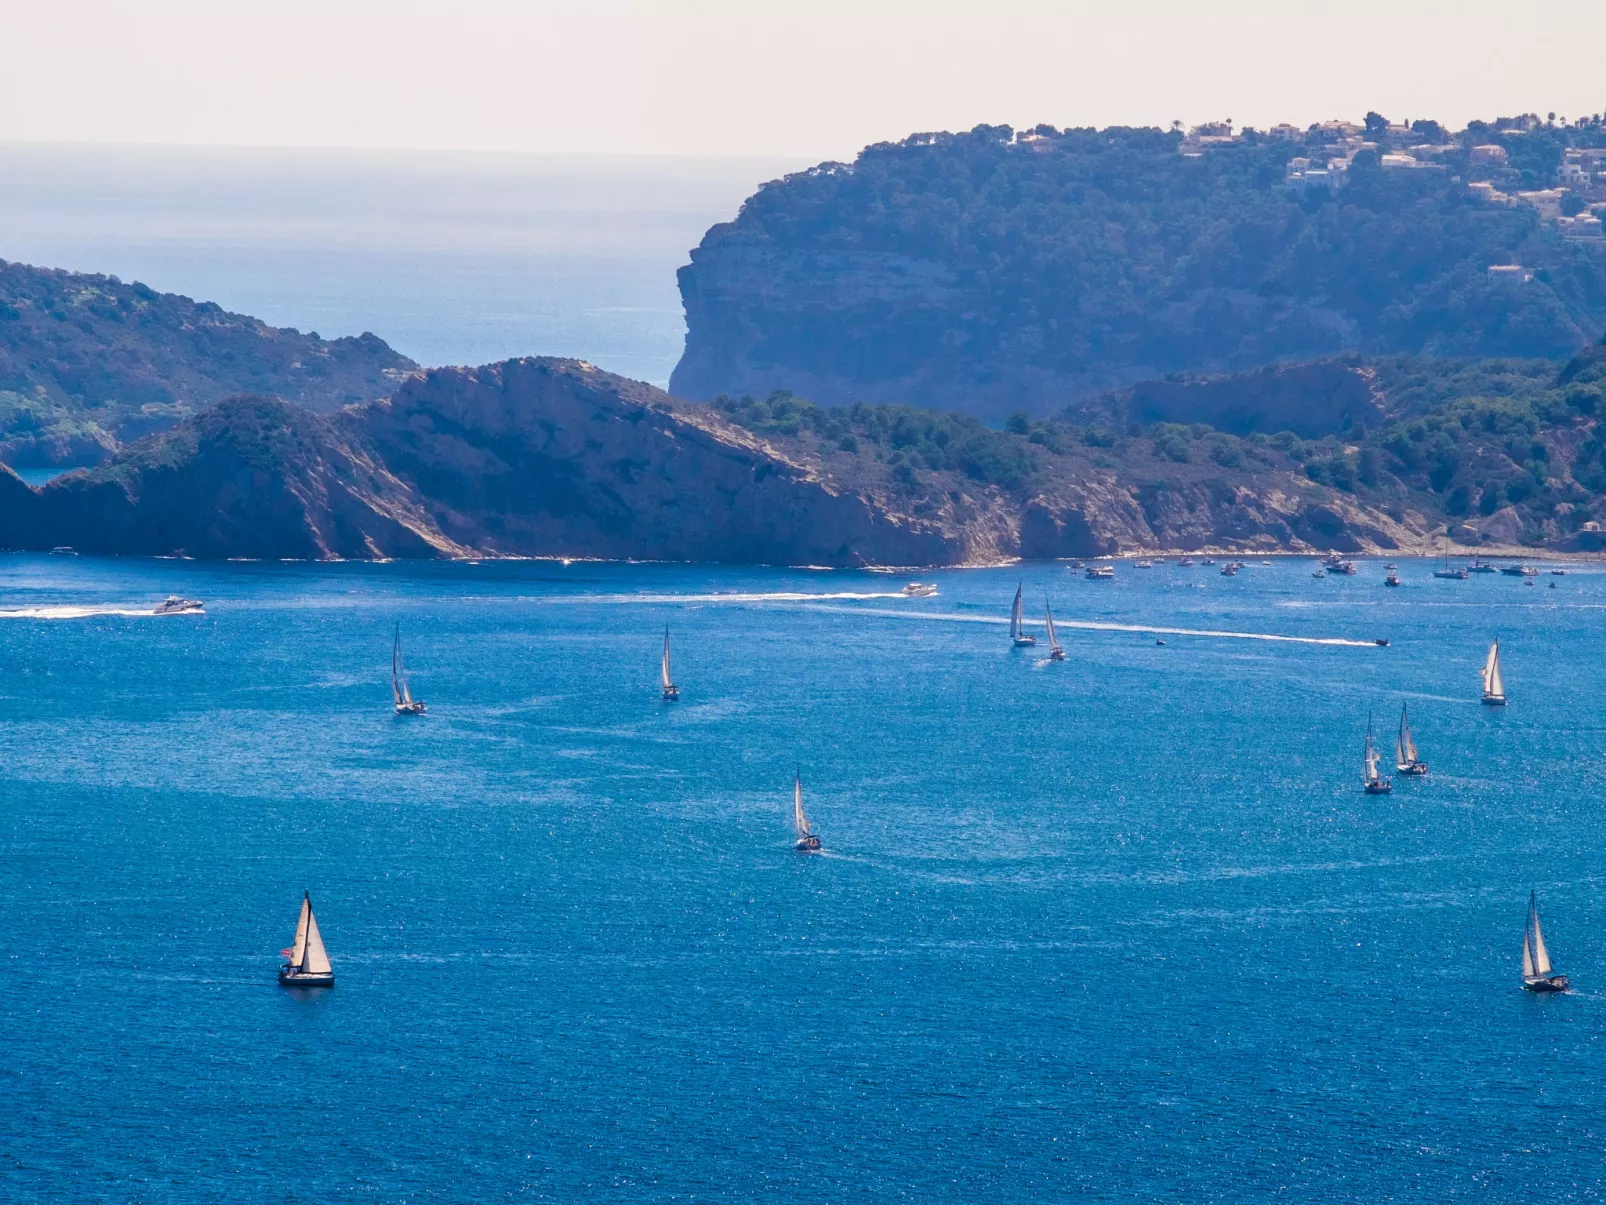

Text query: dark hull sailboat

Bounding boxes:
[392,625,425,715]
[1046,604,1065,661]
[1522,891,1568,993]
[1009,583,1036,646]
[1395,704,1427,776]
[660,627,679,701]
[279,891,335,987]
[1363,715,1392,794]
[793,771,821,852]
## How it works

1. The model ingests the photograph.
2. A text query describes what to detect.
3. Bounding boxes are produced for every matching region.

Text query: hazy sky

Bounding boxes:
[3,1,1604,159]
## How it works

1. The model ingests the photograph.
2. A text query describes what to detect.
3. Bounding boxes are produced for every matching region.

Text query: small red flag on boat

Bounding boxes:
[280,948,294,959]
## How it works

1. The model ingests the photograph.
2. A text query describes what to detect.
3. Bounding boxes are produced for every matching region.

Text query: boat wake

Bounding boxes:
[0,605,189,620]
[801,605,1381,648]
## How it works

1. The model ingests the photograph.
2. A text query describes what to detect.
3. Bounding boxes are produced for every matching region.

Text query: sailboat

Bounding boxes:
[1045,604,1065,661]
[1481,639,1506,706]
[1522,891,1569,992]
[278,891,335,987]
[660,626,679,701]
[1363,714,1393,794]
[1395,704,1427,775]
[392,625,426,715]
[1009,582,1037,647]
[792,770,821,852]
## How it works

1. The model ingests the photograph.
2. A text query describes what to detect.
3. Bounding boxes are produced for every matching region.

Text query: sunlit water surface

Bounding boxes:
[3,555,1605,1201]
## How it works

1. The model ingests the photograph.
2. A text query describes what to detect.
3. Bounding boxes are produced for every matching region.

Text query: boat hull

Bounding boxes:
[661,687,679,701]
[394,702,426,716]
[1048,650,1065,661]
[1481,696,1506,707]
[278,969,335,987]
[795,836,821,852]
[1396,762,1428,776]
[1363,781,1393,794]
[1012,637,1037,647]
[1523,975,1569,993]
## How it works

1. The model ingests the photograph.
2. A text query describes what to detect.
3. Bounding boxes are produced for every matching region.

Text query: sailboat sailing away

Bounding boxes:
[1045,604,1065,661]
[793,770,821,851]
[1009,583,1036,647]
[1522,891,1569,992]
[279,892,335,987]
[1481,639,1506,706]
[1363,714,1393,794]
[1395,704,1428,775]
[392,625,425,715]
[660,627,679,701]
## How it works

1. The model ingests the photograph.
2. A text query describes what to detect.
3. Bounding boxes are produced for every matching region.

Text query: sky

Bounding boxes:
[2,1,1604,160]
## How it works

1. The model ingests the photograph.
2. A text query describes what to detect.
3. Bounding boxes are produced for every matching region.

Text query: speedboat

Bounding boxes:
[1500,564,1537,577]
[1220,563,1239,576]
[153,595,204,614]
[1085,565,1115,580]
[1312,568,1327,578]
[1178,558,1195,566]
[1332,561,1357,575]
[1385,572,1400,587]
[1468,558,1497,573]
[902,582,938,597]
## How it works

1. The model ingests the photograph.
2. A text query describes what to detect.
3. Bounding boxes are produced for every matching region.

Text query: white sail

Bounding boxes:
[301,903,333,975]
[1522,929,1536,979]
[793,772,810,838]
[1530,901,1552,976]
[1483,640,1504,699]
[1010,584,1024,640]
[289,893,311,967]
[1364,732,1380,782]
[1397,705,1417,767]
[392,628,404,706]
[661,628,673,689]
[1045,606,1061,653]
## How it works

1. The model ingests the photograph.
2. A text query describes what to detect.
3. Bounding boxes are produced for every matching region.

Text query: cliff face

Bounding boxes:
[5,358,1437,564]
[0,259,417,467]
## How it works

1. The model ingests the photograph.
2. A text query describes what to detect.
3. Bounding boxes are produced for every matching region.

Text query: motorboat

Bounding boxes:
[153,595,204,614]
[1085,565,1115,580]
[1468,558,1497,573]
[279,892,335,987]
[1500,564,1537,577]
[1385,572,1400,587]
[901,582,938,597]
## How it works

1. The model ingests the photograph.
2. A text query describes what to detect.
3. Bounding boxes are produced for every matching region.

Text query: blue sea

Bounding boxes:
[3,554,1605,1201]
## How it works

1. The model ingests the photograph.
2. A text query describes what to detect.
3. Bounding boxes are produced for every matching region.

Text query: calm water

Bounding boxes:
[0,144,808,386]
[3,555,1605,1201]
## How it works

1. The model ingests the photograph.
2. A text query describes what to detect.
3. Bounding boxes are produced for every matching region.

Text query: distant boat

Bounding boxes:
[279,891,335,987]
[1481,639,1506,706]
[1384,571,1400,587]
[49,545,78,556]
[1395,704,1427,775]
[1469,558,1497,573]
[1085,564,1114,580]
[660,626,679,701]
[1178,557,1195,566]
[1312,568,1327,578]
[793,770,821,852]
[1363,714,1393,794]
[901,582,938,597]
[1500,564,1537,577]
[392,625,426,716]
[1010,583,1037,645]
[1331,561,1357,576]
[1433,544,1468,579]
[153,594,204,614]
[1045,604,1065,661]
[1220,563,1239,576]
[1522,891,1569,993]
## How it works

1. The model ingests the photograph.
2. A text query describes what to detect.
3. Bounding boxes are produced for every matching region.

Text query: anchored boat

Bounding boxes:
[279,892,335,987]
[793,770,821,852]
[392,625,426,716]
[1522,892,1569,993]
[1363,715,1393,794]
[660,626,679,701]
[1045,604,1065,661]
[1395,704,1427,775]
[1010,583,1037,646]
[1481,639,1506,706]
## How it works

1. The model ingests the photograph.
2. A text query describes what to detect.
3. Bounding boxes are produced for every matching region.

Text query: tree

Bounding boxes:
[1365,111,1389,139]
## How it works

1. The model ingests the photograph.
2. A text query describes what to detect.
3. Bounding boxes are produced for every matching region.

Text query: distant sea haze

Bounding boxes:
[0,143,810,388]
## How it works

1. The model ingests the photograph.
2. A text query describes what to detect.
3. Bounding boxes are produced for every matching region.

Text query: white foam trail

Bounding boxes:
[798,605,1379,648]
[0,606,180,620]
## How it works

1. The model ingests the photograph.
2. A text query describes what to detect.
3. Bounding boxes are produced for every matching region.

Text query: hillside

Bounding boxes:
[673,117,1606,421]
[0,260,417,467]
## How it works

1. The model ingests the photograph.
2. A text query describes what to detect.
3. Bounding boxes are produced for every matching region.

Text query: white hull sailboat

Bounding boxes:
[1522,891,1568,992]
[1395,704,1427,775]
[279,891,335,987]
[1009,582,1036,647]
[392,624,426,715]
[1481,639,1506,706]
[1045,604,1065,661]
[660,626,679,701]
[793,770,821,852]
[1363,714,1392,794]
